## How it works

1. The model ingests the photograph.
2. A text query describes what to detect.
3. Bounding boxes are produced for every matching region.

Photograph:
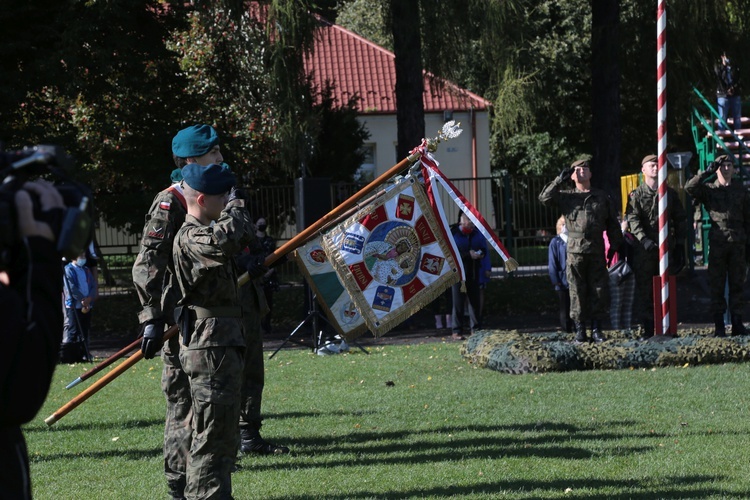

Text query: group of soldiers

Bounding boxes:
[540,153,750,342]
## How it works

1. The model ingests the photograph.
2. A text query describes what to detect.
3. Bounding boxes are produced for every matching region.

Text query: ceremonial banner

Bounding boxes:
[322,177,461,336]
[294,237,368,340]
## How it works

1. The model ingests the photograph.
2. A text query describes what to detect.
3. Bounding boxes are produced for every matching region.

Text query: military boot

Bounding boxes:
[732,314,747,336]
[574,322,588,343]
[639,319,654,341]
[240,427,290,455]
[591,320,606,343]
[714,313,726,338]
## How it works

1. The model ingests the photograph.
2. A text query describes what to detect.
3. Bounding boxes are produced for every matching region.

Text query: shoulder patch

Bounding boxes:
[159,201,171,211]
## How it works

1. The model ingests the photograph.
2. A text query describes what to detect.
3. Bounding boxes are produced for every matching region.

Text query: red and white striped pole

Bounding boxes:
[656,0,672,334]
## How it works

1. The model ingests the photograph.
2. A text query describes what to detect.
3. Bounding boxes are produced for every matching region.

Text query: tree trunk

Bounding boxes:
[389,0,426,160]
[591,0,622,207]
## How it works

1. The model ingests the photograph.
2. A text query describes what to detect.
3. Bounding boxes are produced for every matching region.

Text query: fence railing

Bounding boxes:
[94,175,564,293]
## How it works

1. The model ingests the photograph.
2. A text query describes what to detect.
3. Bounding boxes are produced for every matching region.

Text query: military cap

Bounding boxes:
[181,163,236,195]
[571,159,589,169]
[170,168,183,183]
[172,124,220,158]
[715,154,732,164]
[641,154,658,165]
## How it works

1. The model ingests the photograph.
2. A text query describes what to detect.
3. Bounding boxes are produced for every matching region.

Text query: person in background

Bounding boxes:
[606,218,636,334]
[255,217,279,335]
[715,51,742,131]
[478,245,492,319]
[548,215,573,333]
[450,214,488,340]
[63,250,96,360]
[685,154,750,336]
[431,289,452,331]
[539,159,623,343]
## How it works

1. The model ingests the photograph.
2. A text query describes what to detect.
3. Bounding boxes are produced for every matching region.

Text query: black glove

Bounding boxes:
[238,252,268,280]
[141,318,165,359]
[641,238,657,252]
[706,160,720,175]
[559,166,574,182]
[227,186,249,203]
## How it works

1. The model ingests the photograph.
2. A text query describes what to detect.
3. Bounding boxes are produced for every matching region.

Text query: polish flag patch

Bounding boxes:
[159,201,171,211]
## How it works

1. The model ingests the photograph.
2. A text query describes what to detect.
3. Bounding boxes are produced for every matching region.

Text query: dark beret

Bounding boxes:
[641,154,658,165]
[181,163,236,195]
[570,159,589,169]
[172,124,220,158]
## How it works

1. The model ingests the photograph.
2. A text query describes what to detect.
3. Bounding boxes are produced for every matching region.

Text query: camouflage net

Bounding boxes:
[460,328,750,374]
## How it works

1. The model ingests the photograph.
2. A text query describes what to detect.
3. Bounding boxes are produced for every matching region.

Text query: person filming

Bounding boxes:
[1,180,66,499]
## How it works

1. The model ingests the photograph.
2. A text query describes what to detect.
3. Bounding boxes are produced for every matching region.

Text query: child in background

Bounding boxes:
[548,215,573,333]
[62,251,96,361]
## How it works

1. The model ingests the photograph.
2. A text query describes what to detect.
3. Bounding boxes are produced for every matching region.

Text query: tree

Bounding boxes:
[591,0,622,199]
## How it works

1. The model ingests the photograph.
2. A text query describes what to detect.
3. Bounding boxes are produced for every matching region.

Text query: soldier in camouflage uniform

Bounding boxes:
[172,163,254,499]
[625,154,688,339]
[685,154,750,336]
[234,221,290,455]
[539,159,623,343]
[131,124,223,499]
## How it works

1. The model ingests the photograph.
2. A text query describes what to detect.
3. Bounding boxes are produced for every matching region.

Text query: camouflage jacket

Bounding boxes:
[173,199,254,349]
[625,183,688,248]
[539,177,623,255]
[685,170,750,244]
[131,184,187,324]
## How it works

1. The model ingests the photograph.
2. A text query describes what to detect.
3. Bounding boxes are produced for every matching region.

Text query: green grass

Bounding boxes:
[26,342,750,499]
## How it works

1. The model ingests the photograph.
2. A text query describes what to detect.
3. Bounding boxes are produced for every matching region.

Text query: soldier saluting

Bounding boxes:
[539,159,623,343]
[685,154,750,336]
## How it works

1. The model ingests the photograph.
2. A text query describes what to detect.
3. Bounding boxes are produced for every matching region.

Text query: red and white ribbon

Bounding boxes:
[412,142,515,268]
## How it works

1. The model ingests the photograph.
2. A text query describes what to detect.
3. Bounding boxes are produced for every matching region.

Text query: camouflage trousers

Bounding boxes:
[179,345,244,500]
[566,252,610,323]
[161,334,191,495]
[240,310,264,435]
[707,240,747,315]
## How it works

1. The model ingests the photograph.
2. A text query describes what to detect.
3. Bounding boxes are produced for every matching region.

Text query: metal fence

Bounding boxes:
[94,175,561,293]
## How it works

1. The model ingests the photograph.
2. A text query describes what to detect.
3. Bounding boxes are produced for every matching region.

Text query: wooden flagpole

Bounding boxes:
[46,123,463,426]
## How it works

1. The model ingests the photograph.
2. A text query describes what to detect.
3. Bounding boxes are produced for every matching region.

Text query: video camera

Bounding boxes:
[0,144,94,269]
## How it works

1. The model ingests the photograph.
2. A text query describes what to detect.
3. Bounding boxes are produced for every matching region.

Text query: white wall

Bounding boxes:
[356,110,496,227]
[357,110,491,181]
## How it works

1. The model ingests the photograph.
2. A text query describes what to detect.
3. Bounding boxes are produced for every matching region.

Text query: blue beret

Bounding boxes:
[181,163,236,195]
[172,124,220,158]
[170,168,183,183]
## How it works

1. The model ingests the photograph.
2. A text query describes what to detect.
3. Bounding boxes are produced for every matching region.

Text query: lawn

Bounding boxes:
[26,342,750,499]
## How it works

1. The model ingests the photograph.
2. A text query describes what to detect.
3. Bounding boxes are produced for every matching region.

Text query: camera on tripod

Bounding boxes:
[0,144,94,268]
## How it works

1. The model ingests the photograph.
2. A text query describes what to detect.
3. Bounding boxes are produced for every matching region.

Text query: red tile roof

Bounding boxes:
[305,17,491,114]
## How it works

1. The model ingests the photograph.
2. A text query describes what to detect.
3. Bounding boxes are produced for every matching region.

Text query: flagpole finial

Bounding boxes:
[427,120,463,152]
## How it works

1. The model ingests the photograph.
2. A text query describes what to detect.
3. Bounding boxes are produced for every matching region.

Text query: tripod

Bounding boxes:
[269,284,369,358]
